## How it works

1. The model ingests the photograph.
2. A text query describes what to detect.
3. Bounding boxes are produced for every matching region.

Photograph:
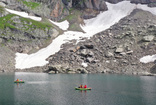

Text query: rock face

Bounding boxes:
[2,0,156,21]
[130,0,156,7]
[47,9,156,75]
[71,0,108,19]
[0,4,58,72]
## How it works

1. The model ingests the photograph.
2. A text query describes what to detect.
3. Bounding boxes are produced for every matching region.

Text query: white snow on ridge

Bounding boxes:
[49,20,69,30]
[5,8,42,21]
[5,8,69,30]
[137,4,156,15]
[81,1,136,34]
[15,1,156,69]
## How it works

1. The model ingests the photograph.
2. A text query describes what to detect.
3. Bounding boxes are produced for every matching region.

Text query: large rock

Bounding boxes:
[0,2,6,7]
[80,69,89,74]
[115,47,124,53]
[105,0,123,4]
[142,35,154,42]
[105,51,114,57]
[150,64,156,74]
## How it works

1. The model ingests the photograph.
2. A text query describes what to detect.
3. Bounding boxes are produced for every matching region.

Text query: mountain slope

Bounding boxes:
[47,9,156,75]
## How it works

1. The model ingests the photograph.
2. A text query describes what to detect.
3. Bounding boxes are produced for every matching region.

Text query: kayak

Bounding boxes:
[14,81,24,83]
[75,87,91,90]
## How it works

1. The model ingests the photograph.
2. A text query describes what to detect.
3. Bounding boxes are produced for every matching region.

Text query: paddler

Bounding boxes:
[79,84,83,88]
[84,85,87,88]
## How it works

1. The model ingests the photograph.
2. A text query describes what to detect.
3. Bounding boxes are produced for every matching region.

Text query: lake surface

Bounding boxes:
[0,73,156,105]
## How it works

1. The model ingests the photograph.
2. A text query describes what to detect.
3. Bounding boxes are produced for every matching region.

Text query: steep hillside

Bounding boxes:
[0,3,58,72]
[46,9,156,75]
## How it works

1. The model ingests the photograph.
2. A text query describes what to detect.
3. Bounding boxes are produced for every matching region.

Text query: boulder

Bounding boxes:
[142,35,154,42]
[0,2,6,7]
[105,0,123,4]
[86,57,94,63]
[105,51,114,57]
[115,47,124,53]
[48,70,58,74]
[150,64,156,74]
[79,49,87,57]
[84,44,94,49]
[80,69,88,74]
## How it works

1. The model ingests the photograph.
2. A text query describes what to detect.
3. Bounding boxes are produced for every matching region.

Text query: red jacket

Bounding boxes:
[84,85,87,88]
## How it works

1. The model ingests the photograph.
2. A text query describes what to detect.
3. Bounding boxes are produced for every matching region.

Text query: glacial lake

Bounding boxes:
[0,72,156,105]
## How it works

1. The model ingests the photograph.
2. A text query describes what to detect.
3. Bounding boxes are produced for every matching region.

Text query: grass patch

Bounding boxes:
[61,8,84,32]
[20,17,53,31]
[18,0,40,9]
[0,13,54,36]
[0,6,4,14]
[0,14,16,29]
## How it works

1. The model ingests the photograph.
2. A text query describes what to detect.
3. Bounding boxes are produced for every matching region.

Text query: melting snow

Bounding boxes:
[82,62,88,68]
[5,8,42,21]
[12,1,156,69]
[140,55,156,63]
[49,20,69,30]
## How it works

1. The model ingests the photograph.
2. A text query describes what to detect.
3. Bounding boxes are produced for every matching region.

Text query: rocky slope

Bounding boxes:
[0,3,59,72]
[46,9,156,75]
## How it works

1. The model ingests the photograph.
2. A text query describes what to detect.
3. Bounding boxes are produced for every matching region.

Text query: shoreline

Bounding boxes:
[1,68,155,76]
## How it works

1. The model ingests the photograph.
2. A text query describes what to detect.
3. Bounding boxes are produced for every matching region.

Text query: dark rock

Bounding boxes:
[80,69,88,74]
[86,57,94,63]
[105,0,124,4]
[150,64,156,74]
[84,44,94,49]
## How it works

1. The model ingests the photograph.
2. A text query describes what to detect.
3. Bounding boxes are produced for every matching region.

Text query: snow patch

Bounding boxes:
[82,62,88,68]
[15,31,84,69]
[81,1,136,34]
[140,55,156,63]
[137,4,156,15]
[5,8,42,21]
[49,19,69,30]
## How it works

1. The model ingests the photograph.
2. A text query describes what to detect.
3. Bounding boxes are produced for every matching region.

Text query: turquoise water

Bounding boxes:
[0,73,156,105]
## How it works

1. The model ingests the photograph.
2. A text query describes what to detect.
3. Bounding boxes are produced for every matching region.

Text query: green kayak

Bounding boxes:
[14,81,24,83]
[75,87,91,90]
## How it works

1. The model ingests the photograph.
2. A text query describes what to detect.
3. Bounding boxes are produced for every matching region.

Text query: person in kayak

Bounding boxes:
[84,85,87,88]
[79,84,83,88]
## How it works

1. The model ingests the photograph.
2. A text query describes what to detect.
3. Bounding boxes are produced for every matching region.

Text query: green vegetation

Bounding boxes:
[0,6,4,14]
[0,13,53,31]
[18,0,40,9]
[0,14,16,29]
[61,8,84,32]
[20,17,53,31]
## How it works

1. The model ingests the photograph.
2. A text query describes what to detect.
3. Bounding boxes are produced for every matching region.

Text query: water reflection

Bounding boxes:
[0,73,15,105]
[1,73,156,105]
[140,76,156,105]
